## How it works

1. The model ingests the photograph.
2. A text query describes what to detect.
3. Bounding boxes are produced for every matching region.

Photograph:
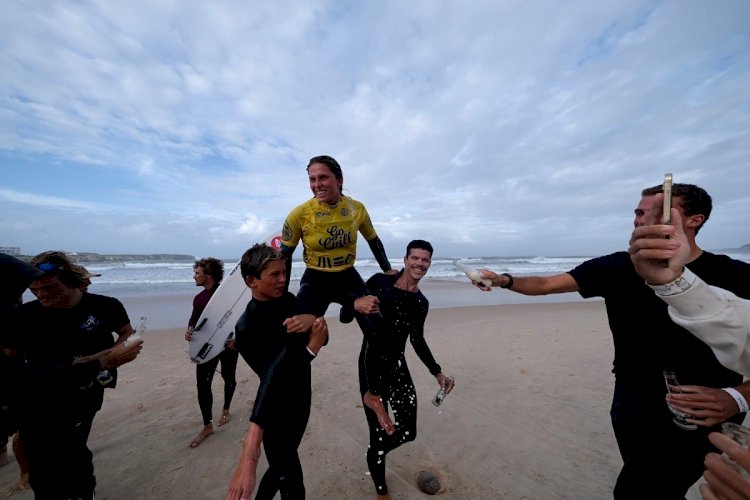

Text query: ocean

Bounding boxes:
[23,253,750,330]
[69,255,594,298]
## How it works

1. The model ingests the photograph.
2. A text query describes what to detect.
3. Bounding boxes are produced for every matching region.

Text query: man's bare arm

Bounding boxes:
[476,270,579,295]
[226,423,263,500]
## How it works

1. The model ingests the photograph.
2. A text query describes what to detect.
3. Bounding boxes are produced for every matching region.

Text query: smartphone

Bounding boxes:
[662,174,673,267]
[662,173,673,225]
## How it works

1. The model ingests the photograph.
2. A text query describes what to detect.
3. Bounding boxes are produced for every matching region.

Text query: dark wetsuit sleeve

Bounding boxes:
[367,237,392,273]
[280,243,295,292]
[409,311,442,376]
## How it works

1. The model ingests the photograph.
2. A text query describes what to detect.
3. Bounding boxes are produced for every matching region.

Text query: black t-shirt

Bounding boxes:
[10,293,129,365]
[570,251,749,396]
[8,293,129,431]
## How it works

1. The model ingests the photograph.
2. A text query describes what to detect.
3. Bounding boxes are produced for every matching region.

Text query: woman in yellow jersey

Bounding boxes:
[280,155,398,432]
[280,155,395,317]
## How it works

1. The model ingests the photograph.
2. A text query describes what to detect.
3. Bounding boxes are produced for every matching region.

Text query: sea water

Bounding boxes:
[63,255,594,298]
[22,253,750,329]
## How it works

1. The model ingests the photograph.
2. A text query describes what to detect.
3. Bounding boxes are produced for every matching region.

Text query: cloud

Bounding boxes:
[1,0,749,257]
[0,187,98,210]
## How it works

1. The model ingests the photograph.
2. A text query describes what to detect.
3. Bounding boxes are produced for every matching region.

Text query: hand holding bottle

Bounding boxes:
[454,261,492,288]
[126,317,147,347]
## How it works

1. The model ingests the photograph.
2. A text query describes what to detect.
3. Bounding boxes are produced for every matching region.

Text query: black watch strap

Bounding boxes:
[500,273,514,289]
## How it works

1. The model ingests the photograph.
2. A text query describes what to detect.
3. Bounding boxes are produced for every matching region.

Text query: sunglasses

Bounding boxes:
[36,262,63,273]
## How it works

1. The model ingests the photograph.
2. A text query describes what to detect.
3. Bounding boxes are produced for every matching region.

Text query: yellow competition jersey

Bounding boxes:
[281,195,378,271]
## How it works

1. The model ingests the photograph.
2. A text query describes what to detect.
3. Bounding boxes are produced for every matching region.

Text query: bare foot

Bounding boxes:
[190,424,214,448]
[376,492,392,500]
[217,409,231,427]
[363,391,394,435]
[18,472,29,490]
[10,472,30,492]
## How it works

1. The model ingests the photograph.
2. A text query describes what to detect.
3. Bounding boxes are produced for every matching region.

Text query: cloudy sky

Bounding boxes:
[2,0,749,259]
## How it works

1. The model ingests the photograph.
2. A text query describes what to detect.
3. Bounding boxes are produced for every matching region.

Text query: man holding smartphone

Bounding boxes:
[476,183,750,498]
[630,194,750,500]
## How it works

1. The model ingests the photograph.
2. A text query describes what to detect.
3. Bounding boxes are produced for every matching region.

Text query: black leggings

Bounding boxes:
[295,267,367,317]
[195,347,239,426]
[296,267,385,394]
[359,349,417,495]
[256,392,311,500]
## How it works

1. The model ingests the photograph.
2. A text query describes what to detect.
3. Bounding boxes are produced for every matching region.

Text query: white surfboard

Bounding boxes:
[189,232,283,364]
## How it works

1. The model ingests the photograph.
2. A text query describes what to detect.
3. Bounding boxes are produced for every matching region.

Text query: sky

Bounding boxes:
[2,0,749,259]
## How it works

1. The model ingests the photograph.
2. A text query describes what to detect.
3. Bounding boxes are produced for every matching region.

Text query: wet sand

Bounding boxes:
[1,298,709,499]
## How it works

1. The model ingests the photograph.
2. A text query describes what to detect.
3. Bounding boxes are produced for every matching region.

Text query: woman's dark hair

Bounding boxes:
[306,155,343,182]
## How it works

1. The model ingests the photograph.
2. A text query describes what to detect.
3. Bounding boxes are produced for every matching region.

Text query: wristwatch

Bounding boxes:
[500,273,514,289]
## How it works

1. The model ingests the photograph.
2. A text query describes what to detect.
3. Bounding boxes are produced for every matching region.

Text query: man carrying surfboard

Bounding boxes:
[226,243,329,500]
[185,257,239,448]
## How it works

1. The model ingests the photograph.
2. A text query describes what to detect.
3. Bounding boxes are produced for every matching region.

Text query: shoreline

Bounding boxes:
[117,279,593,330]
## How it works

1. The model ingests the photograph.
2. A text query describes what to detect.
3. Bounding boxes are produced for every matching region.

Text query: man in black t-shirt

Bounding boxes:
[477,184,750,498]
[6,251,142,499]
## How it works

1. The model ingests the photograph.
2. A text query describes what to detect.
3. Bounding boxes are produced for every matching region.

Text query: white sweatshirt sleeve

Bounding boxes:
[649,267,750,377]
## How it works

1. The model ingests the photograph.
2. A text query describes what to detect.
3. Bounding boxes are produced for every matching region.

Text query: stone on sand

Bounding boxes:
[417,470,441,494]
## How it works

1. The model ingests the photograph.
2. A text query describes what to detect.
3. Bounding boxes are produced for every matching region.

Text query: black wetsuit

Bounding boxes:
[189,285,238,426]
[359,272,442,496]
[235,292,315,500]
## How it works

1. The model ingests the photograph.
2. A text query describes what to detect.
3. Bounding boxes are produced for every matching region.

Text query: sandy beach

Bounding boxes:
[1,298,709,499]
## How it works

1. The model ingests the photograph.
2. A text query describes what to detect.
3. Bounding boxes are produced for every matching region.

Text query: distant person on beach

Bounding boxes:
[3,251,143,499]
[359,239,454,499]
[280,154,398,432]
[75,265,101,292]
[226,243,328,500]
[184,257,239,448]
[475,183,750,498]
[630,194,750,500]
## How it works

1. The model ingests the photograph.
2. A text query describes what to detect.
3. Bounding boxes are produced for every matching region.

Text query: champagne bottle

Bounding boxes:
[125,317,147,347]
[454,261,492,287]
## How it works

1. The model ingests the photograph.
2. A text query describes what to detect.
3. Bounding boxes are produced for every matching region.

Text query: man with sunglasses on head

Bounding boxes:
[3,251,143,500]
